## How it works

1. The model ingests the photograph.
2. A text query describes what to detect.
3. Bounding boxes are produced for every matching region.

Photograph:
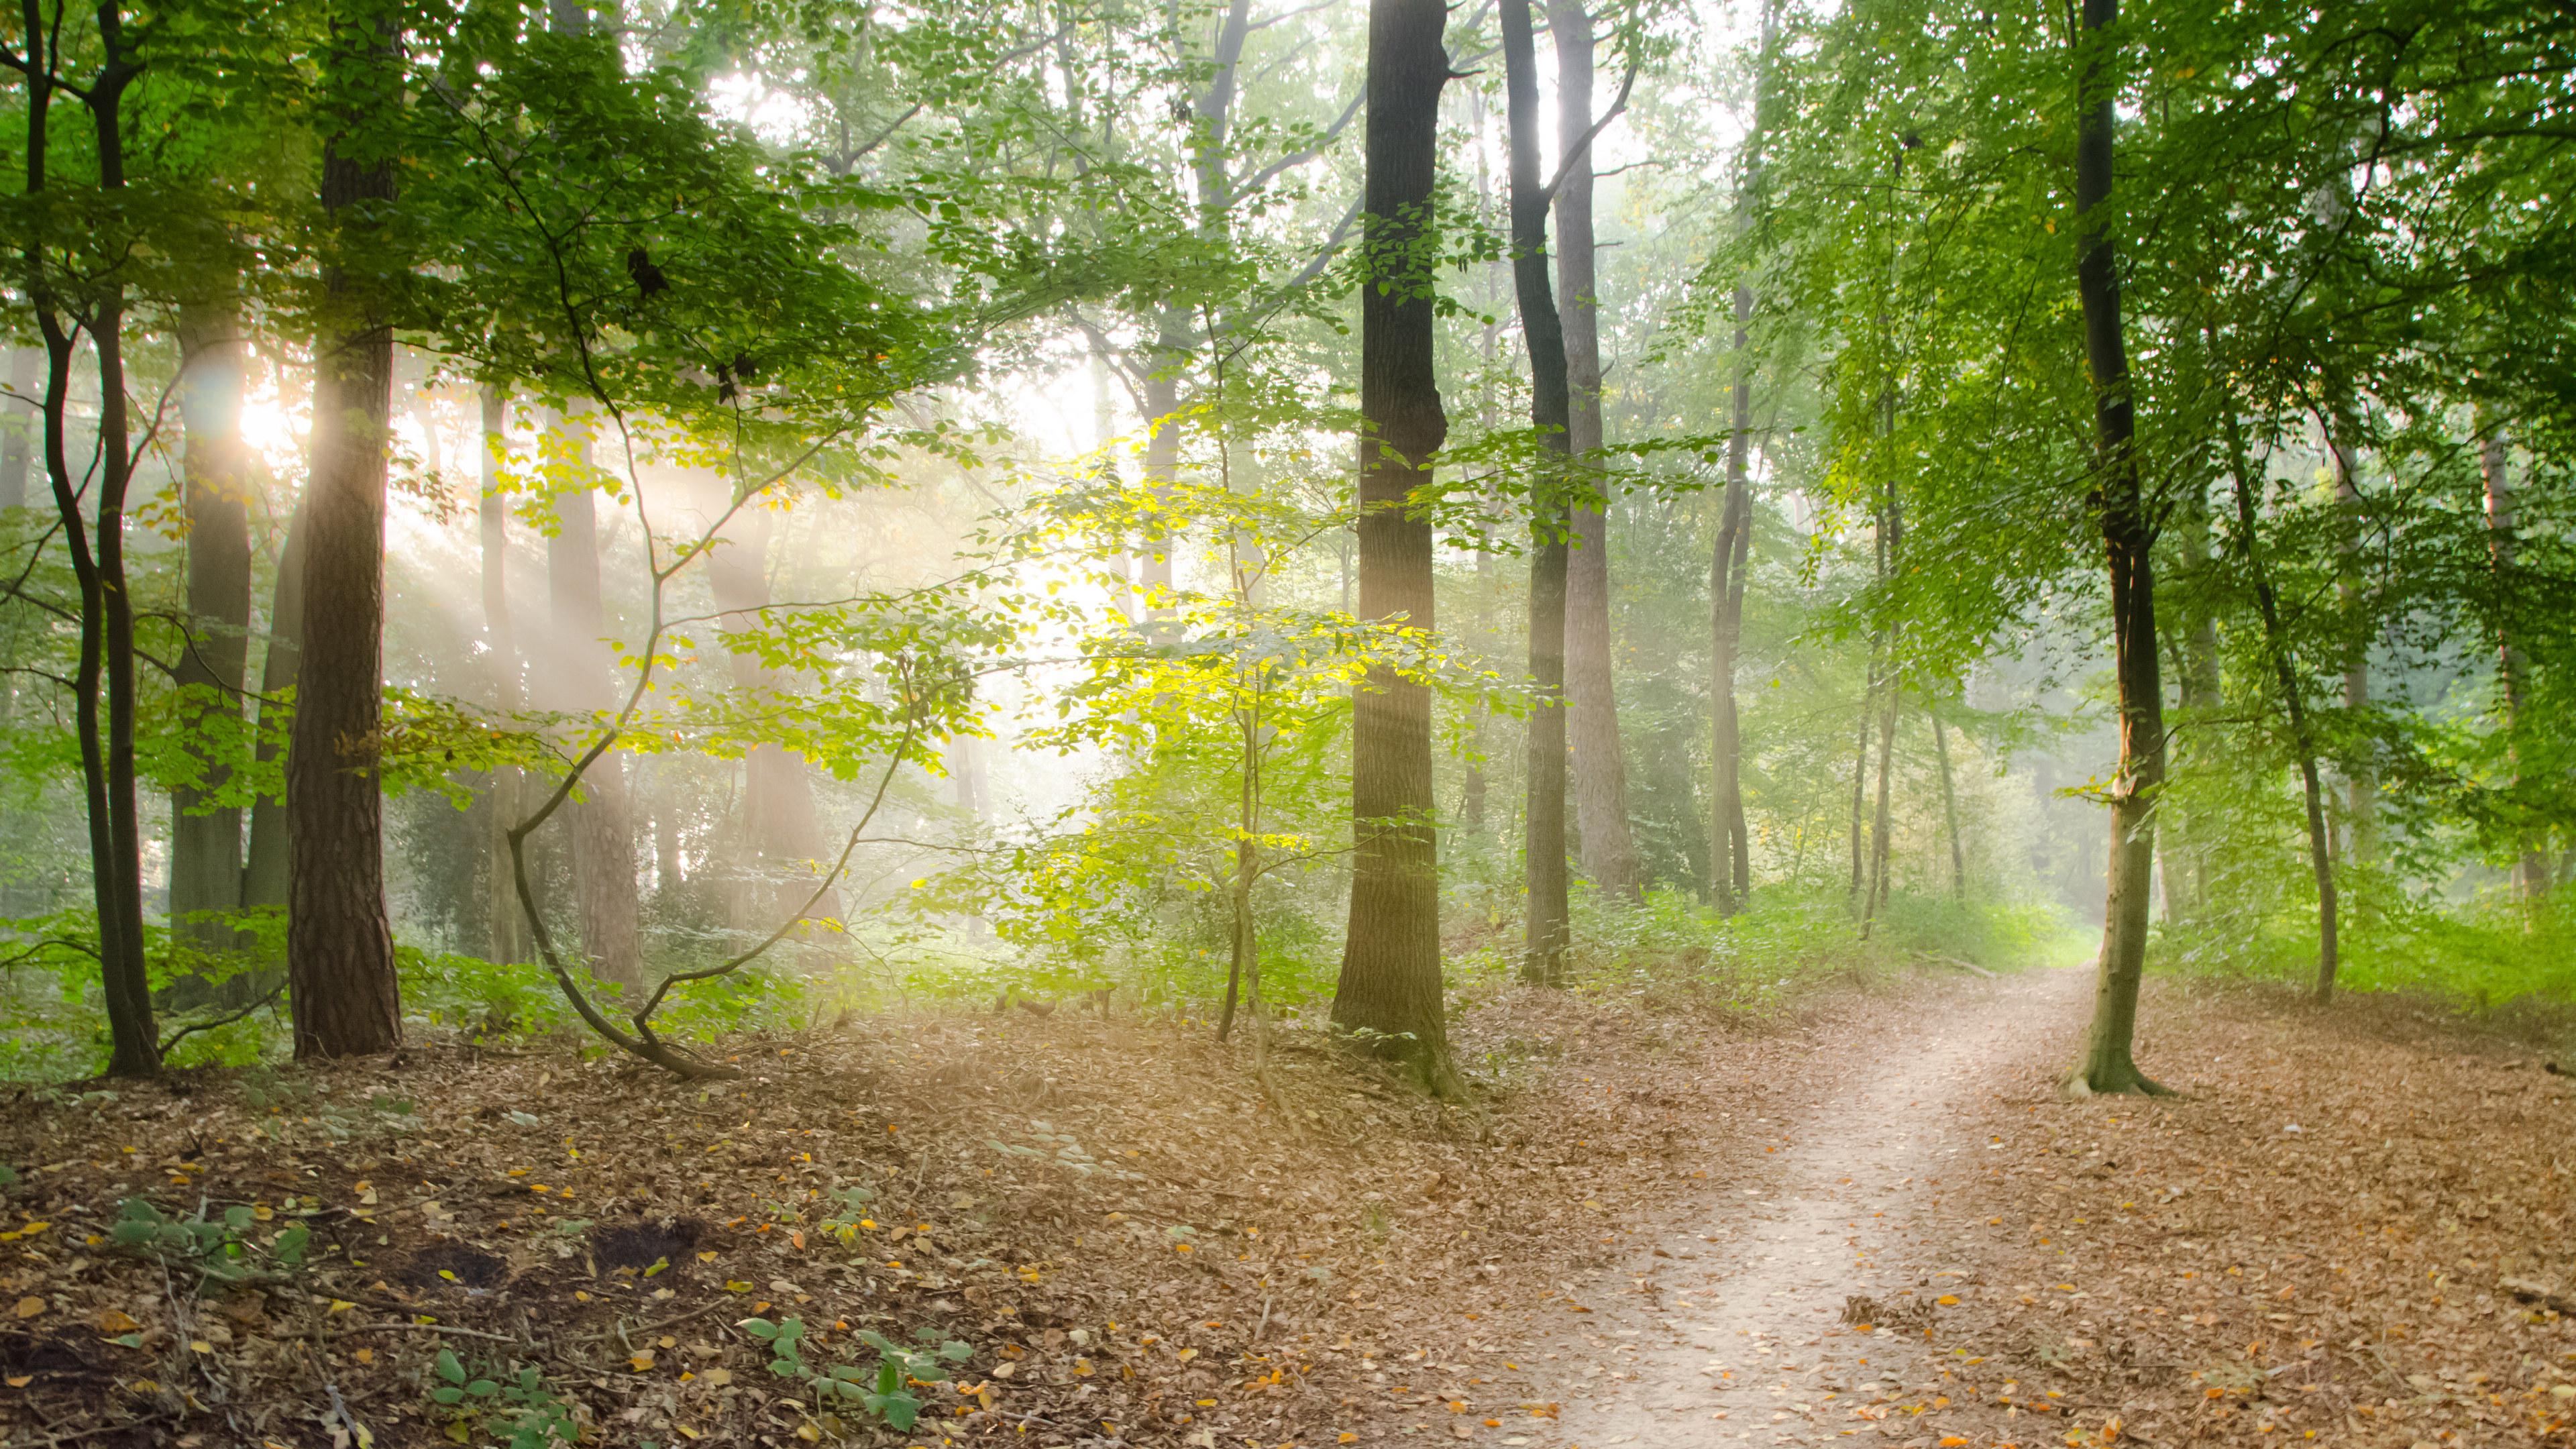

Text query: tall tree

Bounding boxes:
[706,508,839,928]
[1503,0,1572,986]
[19,0,158,1073]
[169,301,254,957]
[285,0,404,1059]
[2481,427,2546,904]
[1330,0,1454,1089]
[241,498,306,918]
[2063,0,2167,1096]
[1707,0,1766,915]
[1550,0,1642,904]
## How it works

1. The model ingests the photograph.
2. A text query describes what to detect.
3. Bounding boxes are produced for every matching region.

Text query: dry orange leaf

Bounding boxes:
[12,1297,43,1320]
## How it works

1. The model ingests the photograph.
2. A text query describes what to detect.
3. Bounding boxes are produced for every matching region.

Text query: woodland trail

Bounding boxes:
[1506,965,2097,1448]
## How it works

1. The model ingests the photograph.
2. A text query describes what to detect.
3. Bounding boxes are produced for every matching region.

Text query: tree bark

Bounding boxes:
[2065,0,2168,1095]
[2482,427,2547,904]
[1549,0,1642,906]
[243,497,307,918]
[2162,483,2222,918]
[1331,0,1454,1090]
[1861,486,1902,934]
[286,44,405,1061]
[1503,0,1574,985]
[1710,283,1756,914]
[2329,423,2374,865]
[169,301,254,960]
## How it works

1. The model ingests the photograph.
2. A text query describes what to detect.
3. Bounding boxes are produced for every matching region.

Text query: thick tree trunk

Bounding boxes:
[1332,0,1454,1090]
[1503,0,1573,985]
[1549,0,1642,906]
[2482,428,2547,904]
[169,302,254,959]
[479,387,531,965]
[286,93,404,1061]
[2065,0,2168,1095]
[543,410,645,992]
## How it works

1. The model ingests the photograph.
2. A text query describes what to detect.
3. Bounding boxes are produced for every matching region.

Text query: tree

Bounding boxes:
[2063,0,2166,1097]
[285,0,404,1059]
[169,299,254,961]
[1550,0,1642,906]
[1331,0,1454,1088]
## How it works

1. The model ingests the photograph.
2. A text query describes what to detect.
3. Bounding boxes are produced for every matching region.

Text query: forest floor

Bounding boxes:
[0,959,2569,1449]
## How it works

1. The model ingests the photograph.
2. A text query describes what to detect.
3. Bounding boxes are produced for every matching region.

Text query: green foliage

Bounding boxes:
[107,1198,310,1293]
[737,1315,970,1432]
[429,1348,580,1449]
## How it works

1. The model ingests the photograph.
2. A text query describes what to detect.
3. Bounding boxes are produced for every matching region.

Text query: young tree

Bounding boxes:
[1331,0,1455,1087]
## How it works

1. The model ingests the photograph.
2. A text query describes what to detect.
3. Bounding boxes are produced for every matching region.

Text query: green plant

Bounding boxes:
[429,1348,579,1448]
[107,1198,309,1291]
[739,1316,971,1432]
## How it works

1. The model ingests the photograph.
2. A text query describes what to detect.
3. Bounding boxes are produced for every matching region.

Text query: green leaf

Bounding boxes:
[437,1348,468,1385]
[737,1318,781,1341]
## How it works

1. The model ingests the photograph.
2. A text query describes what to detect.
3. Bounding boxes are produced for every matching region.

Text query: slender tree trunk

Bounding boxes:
[2065,0,2168,1095]
[543,409,645,991]
[1,347,33,511]
[1332,0,1454,1090]
[2222,413,2337,1001]
[479,386,531,965]
[1846,690,1872,902]
[28,13,157,1075]
[2162,484,2222,919]
[1548,0,1642,905]
[2329,424,2375,866]
[1503,0,1574,985]
[2481,427,2546,905]
[243,498,307,918]
[170,302,253,960]
[1931,700,1965,898]
[1860,485,1903,933]
[1710,290,1756,914]
[287,39,405,1060]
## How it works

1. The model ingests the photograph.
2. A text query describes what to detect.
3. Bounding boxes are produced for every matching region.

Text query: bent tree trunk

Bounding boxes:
[286,47,405,1059]
[1550,0,1642,906]
[1503,0,1573,985]
[1332,0,1455,1091]
[2065,0,2167,1096]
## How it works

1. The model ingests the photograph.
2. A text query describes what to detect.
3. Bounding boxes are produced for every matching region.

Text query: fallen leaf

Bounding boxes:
[12,1297,42,1320]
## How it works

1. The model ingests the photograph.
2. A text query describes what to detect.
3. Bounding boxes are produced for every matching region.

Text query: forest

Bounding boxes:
[0,0,2573,1442]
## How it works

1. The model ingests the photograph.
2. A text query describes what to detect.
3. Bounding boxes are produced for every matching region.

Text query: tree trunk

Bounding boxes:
[170,302,253,959]
[243,497,308,918]
[27,14,157,1075]
[2330,425,2375,866]
[543,409,645,992]
[2482,427,2546,904]
[1860,485,1903,934]
[2221,411,2337,1002]
[1931,700,1965,898]
[2163,483,2222,919]
[1331,0,1454,1091]
[1,347,32,510]
[478,386,531,965]
[1710,289,1756,914]
[1548,0,1642,906]
[1503,0,1574,985]
[286,60,404,1061]
[2065,0,2168,1095]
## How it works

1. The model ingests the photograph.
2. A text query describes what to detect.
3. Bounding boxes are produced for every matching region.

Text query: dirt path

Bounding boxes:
[1505,965,2095,1448]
